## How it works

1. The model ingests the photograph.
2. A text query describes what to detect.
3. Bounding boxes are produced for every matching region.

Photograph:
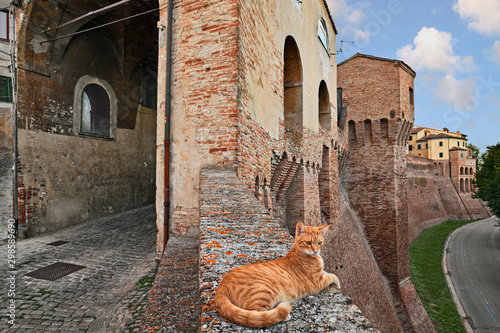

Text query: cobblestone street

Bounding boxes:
[0,204,157,332]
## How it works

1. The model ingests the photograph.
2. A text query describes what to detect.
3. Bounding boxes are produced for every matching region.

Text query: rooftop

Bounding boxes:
[337,53,416,77]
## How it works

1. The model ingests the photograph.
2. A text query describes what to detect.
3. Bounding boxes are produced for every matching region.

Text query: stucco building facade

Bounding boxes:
[409,126,468,159]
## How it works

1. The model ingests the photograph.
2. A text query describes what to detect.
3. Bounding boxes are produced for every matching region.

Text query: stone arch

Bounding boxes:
[318,80,331,130]
[283,36,303,133]
[460,178,464,193]
[348,120,357,146]
[460,167,464,175]
[254,175,260,199]
[465,167,469,175]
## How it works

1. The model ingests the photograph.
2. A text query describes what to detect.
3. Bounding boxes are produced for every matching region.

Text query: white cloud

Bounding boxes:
[396,27,477,74]
[453,0,500,36]
[347,9,366,24]
[434,75,477,110]
[486,40,500,65]
[326,0,349,17]
[327,0,371,38]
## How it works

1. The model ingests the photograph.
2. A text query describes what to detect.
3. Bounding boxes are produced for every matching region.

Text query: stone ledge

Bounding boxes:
[199,166,378,332]
[140,237,200,332]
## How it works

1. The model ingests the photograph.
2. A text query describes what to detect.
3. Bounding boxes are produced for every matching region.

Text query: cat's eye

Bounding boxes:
[306,241,312,245]
[318,241,322,245]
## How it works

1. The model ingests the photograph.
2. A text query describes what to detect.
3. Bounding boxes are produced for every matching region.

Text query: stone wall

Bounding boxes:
[13,0,158,237]
[16,107,156,236]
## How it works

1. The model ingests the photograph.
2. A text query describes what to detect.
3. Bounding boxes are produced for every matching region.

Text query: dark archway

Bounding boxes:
[283,36,303,133]
[318,80,331,130]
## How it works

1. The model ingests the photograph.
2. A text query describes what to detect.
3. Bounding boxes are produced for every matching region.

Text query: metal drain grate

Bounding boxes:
[26,262,86,281]
[46,241,69,247]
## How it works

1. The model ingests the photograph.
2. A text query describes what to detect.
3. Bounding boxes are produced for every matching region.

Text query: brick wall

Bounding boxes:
[407,154,490,243]
[338,54,437,332]
[156,0,240,254]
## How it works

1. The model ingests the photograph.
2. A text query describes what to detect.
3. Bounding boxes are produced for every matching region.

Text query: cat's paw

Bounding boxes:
[329,273,341,289]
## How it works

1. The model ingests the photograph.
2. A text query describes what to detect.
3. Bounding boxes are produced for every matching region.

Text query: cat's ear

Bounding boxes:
[319,224,330,235]
[296,222,306,236]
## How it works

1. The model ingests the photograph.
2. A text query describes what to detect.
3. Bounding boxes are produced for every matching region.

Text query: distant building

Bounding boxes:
[408,126,477,194]
[408,126,468,159]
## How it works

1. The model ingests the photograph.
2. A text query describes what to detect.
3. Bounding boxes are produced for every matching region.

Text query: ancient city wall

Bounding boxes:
[407,155,490,243]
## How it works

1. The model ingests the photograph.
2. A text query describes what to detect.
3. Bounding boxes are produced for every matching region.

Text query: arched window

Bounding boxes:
[284,36,303,133]
[318,18,329,52]
[465,178,469,193]
[460,178,464,193]
[81,84,110,136]
[460,167,464,175]
[318,80,331,130]
[73,75,117,139]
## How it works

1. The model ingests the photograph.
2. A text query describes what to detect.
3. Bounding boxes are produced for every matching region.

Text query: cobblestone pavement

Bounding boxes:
[0,204,157,333]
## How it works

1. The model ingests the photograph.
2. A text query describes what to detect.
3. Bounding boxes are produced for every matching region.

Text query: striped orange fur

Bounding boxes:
[214,222,341,328]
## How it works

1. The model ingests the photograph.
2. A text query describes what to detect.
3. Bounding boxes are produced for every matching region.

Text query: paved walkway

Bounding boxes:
[0,204,157,332]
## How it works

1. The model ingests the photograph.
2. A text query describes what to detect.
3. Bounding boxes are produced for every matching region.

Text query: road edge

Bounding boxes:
[442,217,496,333]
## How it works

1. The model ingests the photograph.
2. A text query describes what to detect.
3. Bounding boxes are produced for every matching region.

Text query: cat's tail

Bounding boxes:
[215,292,292,328]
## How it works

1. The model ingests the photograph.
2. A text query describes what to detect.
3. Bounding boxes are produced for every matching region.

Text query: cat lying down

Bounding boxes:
[215,222,340,328]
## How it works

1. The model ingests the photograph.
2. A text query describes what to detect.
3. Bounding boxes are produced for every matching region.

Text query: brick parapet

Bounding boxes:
[198,166,378,332]
[140,237,200,332]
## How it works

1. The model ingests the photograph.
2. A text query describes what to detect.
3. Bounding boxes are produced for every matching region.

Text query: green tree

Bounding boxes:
[474,143,500,216]
[468,143,482,168]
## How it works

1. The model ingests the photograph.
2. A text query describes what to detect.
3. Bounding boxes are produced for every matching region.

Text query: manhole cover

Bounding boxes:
[47,241,69,247]
[26,262,86,281]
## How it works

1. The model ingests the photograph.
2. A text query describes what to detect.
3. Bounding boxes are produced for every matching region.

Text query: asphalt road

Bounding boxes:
[446,216,500,332]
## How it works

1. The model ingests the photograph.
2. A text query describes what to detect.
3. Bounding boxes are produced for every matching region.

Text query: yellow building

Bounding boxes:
[408,126,468,159]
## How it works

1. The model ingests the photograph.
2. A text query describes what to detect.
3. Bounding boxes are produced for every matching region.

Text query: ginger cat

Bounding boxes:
[214,222,340,328]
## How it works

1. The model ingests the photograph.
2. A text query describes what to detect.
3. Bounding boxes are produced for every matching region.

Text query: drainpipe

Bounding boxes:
[163,0,173,251]
[449,160,472,220]
[9,4,18,235]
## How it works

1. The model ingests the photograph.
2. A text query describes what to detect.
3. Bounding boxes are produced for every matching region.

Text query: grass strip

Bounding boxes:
[409,220,477,333]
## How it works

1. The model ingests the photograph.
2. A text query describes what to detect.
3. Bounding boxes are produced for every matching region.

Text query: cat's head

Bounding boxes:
[294,222,330,257]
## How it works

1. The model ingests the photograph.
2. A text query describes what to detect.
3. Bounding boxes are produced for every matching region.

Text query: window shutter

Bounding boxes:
[0,76,12,103]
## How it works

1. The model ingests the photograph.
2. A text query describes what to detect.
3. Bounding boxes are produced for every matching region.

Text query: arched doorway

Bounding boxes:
[283,36,303,134]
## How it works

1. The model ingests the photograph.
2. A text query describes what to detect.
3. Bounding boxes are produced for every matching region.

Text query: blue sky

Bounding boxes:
[327,0,500,153]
